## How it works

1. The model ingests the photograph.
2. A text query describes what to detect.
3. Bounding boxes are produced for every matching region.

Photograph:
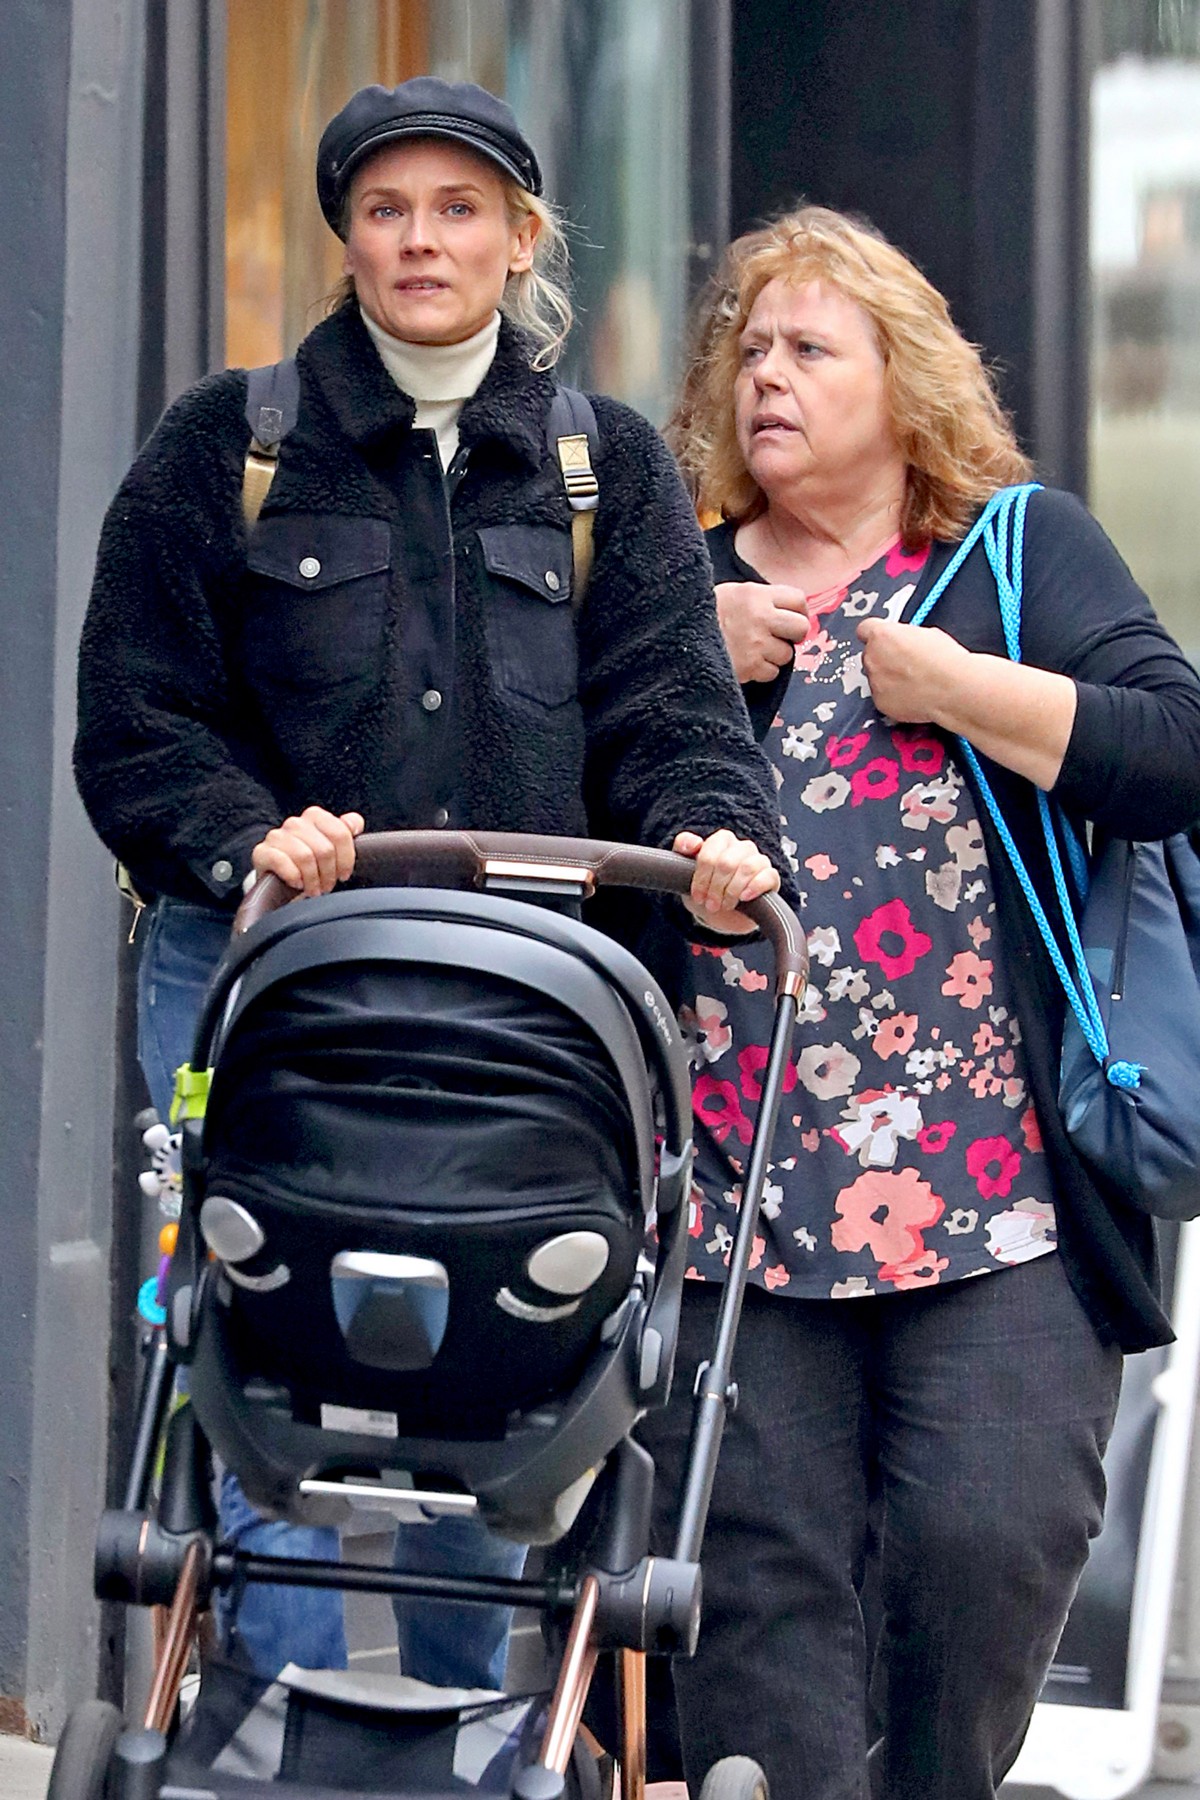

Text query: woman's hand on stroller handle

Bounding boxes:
[671,828,779,935]
[250,806,364,898]
[235,828,807,998]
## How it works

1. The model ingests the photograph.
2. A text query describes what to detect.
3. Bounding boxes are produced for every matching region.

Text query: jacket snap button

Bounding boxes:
[211,859,233,883]
[298,556,321,579]
[421,689,443,712]
[544,570,561,592]
[433,807,450,828]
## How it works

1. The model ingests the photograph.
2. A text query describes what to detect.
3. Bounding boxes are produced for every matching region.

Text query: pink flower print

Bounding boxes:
[795,627,838,677]
[968,1063,1002,1099]
[883,1248,950,1289]
[891,727,945,776]
[967,914,992,949]
[873,1012,919,1061]
[886,541,931,577]
[694,1075,754,1146]
[1020,1105,1044,1153]
[851,758,900,806]
[801,771,852,813]
[946,820,987,870]
[855,898,934,980]
[681,996,732,1065]
[720,952,769,993]
[739,1041,798,1103]
[763,1264,791,1292]
[1002,1078,1027,1110]
[805,853,839,880]
[899,778,959,832]
[997,1049,1016,1075]
[796,1040,862,1102]
[966,1134,1021,1201]
[828,731,870,767]
[942,950,994,1009]
[917,1120,957,1153]
[972,1021,1003,1057]
[748,1235,766,1271]
[835,1089,923,1168]
[832,1166,943,1272]
[801,1129,821,1153]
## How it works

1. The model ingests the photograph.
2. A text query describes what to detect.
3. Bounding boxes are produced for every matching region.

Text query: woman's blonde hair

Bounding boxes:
[330,169,572,370]
[671,205,1031,545]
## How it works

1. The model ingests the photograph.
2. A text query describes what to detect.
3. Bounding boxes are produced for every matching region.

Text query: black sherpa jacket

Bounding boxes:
[75,306,786,909]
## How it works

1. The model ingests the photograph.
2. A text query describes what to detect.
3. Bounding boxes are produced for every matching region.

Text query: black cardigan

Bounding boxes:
[712,489,1200,1352]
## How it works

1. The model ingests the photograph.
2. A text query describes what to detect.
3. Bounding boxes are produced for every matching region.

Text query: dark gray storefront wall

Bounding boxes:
[0,0,144,1738]
[730,0,1090,493]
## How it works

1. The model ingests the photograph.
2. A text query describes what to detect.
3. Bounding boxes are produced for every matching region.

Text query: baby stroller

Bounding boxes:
[52,831,807,1800]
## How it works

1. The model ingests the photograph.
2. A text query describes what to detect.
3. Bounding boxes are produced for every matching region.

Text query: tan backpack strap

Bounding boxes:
[556,431,599,607]
[241,359,300,531]
[242,440,280,529]
[548,388,600,611]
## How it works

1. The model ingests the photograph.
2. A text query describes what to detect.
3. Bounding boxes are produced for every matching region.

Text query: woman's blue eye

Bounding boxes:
[446,202,474,218]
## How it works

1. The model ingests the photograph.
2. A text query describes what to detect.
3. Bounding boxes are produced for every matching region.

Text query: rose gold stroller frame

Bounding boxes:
[100,831,806,1799]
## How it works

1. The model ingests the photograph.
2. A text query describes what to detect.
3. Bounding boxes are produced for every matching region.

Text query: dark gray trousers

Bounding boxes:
[637,1253,1122,1800]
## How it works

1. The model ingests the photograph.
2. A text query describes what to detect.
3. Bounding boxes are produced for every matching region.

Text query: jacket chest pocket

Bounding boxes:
[478,524,577,708]
[242,514,390,693]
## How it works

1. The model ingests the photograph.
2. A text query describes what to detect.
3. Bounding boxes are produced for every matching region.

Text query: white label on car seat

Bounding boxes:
[320,1403,399,1439]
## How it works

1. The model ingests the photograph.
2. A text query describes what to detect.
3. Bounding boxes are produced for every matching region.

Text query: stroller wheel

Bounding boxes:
[47,1700,123,1800]
[699,1755,769,1800]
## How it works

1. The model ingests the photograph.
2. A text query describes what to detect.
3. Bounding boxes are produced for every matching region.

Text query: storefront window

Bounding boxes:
[226,0,697,423]
[1090,1,1200,657]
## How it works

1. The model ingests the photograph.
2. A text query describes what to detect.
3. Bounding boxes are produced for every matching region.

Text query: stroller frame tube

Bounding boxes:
[673,993,800,1567]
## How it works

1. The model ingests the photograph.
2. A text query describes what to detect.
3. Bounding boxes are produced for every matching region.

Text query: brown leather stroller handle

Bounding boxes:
[234,829,807,997]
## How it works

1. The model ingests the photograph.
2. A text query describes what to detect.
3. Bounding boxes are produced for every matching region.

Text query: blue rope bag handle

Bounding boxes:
[910,483,1142,1095]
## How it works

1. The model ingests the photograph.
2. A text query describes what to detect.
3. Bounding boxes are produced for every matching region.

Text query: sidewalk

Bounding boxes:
[0,1736,52,1800]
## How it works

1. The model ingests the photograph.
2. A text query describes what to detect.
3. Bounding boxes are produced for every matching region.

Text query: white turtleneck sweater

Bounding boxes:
[360,306,501,472]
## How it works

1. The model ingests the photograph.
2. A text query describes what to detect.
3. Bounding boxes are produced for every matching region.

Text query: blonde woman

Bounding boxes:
[642,208,1200,1800]
[75,80,784,1685]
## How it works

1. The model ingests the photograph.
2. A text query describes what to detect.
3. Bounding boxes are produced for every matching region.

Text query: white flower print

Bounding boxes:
[842,587,878,618]
[852,1008,880,1041]
[839,650,870,697]
[830,1276,873,1298]
[945,1207,978,1235]
[814,701,838,722]
[905,1047,939,1079]
[827,966,870,1004]
[807,925,842,967]
[876,844,900,868]
[835,1090,923,1168]
[793,1225,817,1253]
[782,721,822,761]
[796,981,827,1025]
[946,819,987,869]
[761,1181,784,1221]
[985,1198,1055,1264]
[679,996,732,1066]
[882,583,915,620]
[706,1222,734,1259]
[925,860,963,912]
[801,771,852,813]
[780,834,801,875]
[900,776,960,832]
[795,1041,862,1101]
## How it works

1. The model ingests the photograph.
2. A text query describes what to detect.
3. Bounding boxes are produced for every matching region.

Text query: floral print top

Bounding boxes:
[682,527,1057,1298]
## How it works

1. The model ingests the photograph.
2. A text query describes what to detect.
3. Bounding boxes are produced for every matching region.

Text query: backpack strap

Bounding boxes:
[242,357,300,530]
[547,386,600,610]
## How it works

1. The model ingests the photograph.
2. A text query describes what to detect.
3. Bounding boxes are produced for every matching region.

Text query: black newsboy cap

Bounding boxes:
[317,76,543,234]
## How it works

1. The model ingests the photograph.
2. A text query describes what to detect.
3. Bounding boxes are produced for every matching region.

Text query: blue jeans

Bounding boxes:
[137,896,523,1682]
